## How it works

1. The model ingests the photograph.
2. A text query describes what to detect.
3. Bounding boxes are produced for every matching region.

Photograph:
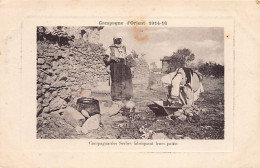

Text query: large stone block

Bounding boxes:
[49,97,67,111]
[81,114,100,134]
[63,106,86,128]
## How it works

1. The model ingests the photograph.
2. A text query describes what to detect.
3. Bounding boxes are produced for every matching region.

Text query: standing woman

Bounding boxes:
[103,36,133,102]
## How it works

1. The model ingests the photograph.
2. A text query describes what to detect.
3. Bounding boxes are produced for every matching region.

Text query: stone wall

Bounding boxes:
[132,57,150,88]
[37,26,109,116]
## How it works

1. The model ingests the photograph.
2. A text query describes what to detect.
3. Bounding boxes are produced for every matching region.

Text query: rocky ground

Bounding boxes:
[37,76,224,140]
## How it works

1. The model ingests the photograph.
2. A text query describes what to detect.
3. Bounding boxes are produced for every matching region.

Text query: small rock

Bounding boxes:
[38,78,43,83]
[152,133,169,139]
[100,101,123,116]
[175,135,184,139]
[37,89,42,96]
[42,107,50,113]
[110,103,123,116]
[178,114,187,121]
[37,97,43,104]
[69,77,76,82]
[183,136,191,140]
[81,114,100,134]
[63,106,86,127]
[182,105,192,110]
[52,61,58,69]
[187,112,193,117]
[44,92,51,99]
[49,97,67,111]
[118,123,127,128]
[75,126,82,134]
[185,108,193,114]
[178,109,184,113]
[41,64,50,69]
[201,108,206,112]
[52,75,58,81]
[51,81,66,88]
[204,126,212,129]
[39,72,45,79]
[59,58,65,64]
[37,58,45,65]
[55,69,61,75]
[174,111,183,117]
[52,90,58,98]
[42,98,51,107]
[54,54,59,60]
[71,85,79,91]
[58,88,70,99]
[43,84,50,89]
[45,76,53,84]
[81,109,90,118]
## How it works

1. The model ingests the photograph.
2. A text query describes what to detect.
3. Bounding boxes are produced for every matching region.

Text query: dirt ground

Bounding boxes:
[37,76,224,139]
[116,76,224,140]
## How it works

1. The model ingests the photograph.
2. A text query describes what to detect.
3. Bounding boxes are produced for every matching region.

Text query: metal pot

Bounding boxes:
[76,97,100,116]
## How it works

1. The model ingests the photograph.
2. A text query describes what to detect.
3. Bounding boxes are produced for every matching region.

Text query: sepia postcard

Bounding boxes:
[0,1,259,168]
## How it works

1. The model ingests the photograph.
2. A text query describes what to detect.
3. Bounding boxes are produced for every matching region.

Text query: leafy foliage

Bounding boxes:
[167,48,195,73]
[198,62,224,77]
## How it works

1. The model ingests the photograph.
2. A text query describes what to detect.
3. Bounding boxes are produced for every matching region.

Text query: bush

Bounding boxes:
[166,48,195,73]
[198,62,224,77]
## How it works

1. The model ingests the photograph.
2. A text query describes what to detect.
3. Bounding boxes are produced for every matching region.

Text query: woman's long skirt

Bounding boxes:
[110,59,133,101]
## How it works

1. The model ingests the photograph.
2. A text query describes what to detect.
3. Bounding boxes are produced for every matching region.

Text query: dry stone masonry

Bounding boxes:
[132,56,150,88]
[37,26,109,116]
